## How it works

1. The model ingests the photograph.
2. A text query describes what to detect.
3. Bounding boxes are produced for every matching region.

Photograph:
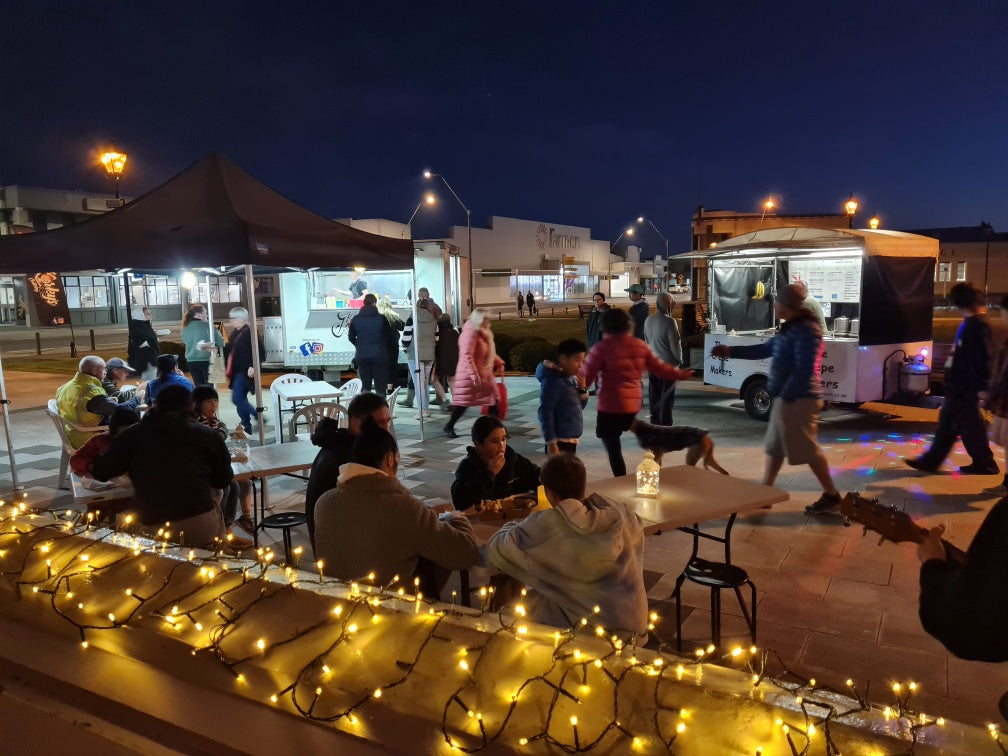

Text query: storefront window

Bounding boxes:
[510,272,599,302]
[62,275,111,309]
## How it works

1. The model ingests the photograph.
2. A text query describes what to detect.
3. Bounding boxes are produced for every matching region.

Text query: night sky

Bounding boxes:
[1,1,1005,253]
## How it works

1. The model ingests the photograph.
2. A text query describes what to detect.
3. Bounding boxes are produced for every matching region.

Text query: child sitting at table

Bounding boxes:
[484,453,648,636]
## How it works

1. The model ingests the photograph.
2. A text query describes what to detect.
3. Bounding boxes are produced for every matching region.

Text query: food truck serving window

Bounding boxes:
[309,270,413,309]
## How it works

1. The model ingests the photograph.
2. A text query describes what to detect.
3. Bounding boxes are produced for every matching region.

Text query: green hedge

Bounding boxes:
[509,340,558,372]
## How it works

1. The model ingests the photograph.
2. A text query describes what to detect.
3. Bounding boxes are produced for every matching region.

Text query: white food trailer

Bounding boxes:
[700,228,939,419]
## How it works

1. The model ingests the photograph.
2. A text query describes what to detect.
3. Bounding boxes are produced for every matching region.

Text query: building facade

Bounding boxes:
[905,223,1008,302]
[691,206,850,250]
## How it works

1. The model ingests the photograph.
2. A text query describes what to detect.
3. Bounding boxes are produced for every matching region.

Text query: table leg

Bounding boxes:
[251,478,261,548]
[460,569,471,608]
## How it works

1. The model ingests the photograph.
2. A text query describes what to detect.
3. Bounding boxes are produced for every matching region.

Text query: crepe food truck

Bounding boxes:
[700,228,939,420]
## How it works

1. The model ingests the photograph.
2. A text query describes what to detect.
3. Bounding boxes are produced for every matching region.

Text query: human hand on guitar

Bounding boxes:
[917,524,947,563]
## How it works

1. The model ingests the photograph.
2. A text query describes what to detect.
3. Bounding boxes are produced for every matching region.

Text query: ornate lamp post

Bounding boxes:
[868,214,881,230]
[424,170,474,309]
[844,194,859,229]
[100,149,128,205]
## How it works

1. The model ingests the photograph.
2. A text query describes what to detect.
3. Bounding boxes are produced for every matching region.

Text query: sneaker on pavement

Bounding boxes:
[805,492,842,514]
[443,423,458,439]
[959,462,1000,475]
[236,515,256,535]
[905,457,938,473]
[415,411,432,419]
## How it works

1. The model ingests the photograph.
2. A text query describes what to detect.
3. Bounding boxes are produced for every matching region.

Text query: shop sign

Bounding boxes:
[536,223,582,251]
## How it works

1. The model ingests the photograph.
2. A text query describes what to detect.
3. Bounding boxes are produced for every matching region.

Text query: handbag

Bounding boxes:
[481,377,508,420]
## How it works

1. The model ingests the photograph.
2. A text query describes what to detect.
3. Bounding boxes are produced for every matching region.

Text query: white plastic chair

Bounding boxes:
[340,377,363,403]
[46,399,102,489]
[270,372,312,443]
[288,402,347,442]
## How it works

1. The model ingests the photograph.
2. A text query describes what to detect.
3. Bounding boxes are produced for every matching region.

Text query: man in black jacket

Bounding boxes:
[305,392,392,552]
[907,282,998,475]
[92,385,235,547]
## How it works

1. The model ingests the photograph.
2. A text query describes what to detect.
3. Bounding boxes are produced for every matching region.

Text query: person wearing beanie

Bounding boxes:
[711,283,840,513]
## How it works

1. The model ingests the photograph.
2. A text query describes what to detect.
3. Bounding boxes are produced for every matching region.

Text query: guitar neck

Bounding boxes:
[903,522,968,565]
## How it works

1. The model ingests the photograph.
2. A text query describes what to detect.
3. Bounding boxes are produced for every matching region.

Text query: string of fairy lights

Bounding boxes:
[1,496,1004,755]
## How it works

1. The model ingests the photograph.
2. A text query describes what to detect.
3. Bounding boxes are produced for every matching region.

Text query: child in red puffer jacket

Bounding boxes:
[580,308,692,476]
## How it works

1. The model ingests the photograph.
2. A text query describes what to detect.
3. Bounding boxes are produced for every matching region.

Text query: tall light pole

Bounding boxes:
[403,193,436,238]
[608,227,634,292]
[424,170,474,310]
[760,197,775,223]
[844,194,859,229]
[100,148,128,205]
[636,216,670,290]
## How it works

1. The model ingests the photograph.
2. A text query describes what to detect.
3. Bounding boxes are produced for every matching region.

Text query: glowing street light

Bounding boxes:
[403,193,437,238]
[869,214,881,230]
[844,194,859,228]
[99,148,128,204]
[423,170,474,308]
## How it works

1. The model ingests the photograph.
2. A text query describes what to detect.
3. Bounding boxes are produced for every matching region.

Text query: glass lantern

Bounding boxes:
[636,451,660,498]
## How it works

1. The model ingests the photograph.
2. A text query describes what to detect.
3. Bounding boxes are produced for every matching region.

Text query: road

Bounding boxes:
[0,324,141,358]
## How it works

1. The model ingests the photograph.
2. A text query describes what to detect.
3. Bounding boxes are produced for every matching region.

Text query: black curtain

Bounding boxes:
[860,257,935,345]
[712,264,775,331]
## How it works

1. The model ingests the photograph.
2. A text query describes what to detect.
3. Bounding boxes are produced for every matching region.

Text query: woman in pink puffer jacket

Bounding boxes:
[444,310,504,438]
[580,307,693,476]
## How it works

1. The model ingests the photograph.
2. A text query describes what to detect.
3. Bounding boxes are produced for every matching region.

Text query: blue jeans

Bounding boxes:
[407,359,433,410]
[231,373,256,432]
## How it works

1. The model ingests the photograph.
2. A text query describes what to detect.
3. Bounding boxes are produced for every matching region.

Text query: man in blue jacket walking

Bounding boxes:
[536,339,589,454]
[711,284,841,513]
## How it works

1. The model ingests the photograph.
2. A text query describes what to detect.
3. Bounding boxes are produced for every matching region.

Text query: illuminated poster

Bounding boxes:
[27,272,72,327]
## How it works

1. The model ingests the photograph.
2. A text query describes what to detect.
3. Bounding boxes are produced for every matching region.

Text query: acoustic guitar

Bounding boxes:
[839,492,967,565]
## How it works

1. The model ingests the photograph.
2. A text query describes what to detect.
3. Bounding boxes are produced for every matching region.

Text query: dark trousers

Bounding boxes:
[189,361,210,388]
[411,556,450,600]
[920,392,995,467]
[600,436,627,476]
[446,403,498,430]
[545,441,579,454]
[356,358,387,393]
[648,377,677,425]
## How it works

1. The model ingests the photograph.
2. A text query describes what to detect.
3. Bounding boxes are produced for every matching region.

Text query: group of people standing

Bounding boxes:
[516,290,537,317]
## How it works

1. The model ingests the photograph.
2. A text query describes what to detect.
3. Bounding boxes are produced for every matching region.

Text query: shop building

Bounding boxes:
[905,223,1008,302]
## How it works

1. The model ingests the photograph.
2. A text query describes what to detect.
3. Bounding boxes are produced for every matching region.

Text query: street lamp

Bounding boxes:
[635,215,670,289]
[424,170,474,309]
[403,193,436,238]
[760,197,775,222]
[868,214,881,230]
[100,149,128,205]
[608,227,635,290]
[844,194,859,229]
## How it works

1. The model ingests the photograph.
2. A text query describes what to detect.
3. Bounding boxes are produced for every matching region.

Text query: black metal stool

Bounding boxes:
[672,557,757,653]
[259,511,308,564]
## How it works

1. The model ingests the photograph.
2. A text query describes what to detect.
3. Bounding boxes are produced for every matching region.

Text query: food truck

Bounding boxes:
[263,246,464,372]
[700,228,939,419]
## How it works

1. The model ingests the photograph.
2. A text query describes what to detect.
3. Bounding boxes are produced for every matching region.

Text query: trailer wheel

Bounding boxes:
[744,378,771,421]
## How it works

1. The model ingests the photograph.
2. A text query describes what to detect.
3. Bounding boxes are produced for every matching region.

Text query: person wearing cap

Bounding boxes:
[625,284,648,340]
[101,357,144,411]
[710,284,840,513]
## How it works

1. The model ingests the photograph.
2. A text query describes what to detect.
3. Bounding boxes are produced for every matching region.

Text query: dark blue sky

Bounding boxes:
[1,1,1005,253]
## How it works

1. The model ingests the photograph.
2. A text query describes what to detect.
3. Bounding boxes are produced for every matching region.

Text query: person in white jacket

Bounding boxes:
[484,454,648,635]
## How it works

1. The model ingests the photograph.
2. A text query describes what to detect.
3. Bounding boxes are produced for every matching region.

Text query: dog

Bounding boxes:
[631,420,729,476]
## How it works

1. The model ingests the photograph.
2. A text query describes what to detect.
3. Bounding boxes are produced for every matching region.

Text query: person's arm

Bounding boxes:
[668,319,683,366]
[347,318,359,346]
[538,378,560,445]
[966,320,992,394]
[206,433,235,489]
[717,336,775,361]
[484,511,557,581]
[401,317,414,351]
[450,458,491,511]
[84,393,119,419]
[579,344,602,388]
[411,506,479,571]
[644,349,692,382]
[91,428,135,482]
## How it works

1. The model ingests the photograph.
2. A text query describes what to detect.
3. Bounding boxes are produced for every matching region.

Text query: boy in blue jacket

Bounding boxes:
[536,338,589,454]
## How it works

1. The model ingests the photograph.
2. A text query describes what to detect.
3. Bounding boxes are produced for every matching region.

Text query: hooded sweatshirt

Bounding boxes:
[314,462,479,585]
[485,493,647,634]
[536,360,587,444]
[451,445,541,511]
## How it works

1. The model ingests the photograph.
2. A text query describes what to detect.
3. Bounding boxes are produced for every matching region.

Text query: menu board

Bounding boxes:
[789,257,861,303]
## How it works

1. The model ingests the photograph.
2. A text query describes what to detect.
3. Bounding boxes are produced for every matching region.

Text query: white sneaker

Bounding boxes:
[415,411,432,419]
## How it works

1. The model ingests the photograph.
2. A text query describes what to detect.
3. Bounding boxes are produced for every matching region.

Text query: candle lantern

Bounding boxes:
[636,451,660,497]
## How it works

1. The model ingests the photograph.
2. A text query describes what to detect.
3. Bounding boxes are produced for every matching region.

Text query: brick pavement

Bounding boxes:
[3,369,1006,727]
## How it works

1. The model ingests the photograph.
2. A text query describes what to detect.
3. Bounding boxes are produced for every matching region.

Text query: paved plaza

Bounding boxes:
[4,369,1007,728]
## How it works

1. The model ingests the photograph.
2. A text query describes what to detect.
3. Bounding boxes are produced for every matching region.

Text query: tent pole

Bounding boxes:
[244,265,267,446]
[204,274,215,353]
[0,350,22,491]
[411,268,424,442]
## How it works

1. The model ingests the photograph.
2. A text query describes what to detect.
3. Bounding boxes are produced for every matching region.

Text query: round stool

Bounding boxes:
[672,557,757,653]
[259,511,308,564]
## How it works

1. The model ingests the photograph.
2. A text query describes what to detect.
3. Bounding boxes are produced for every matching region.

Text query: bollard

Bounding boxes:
[498,311,502,320]
[36,332,42,355]
[69,340,77,358]
[89,329,96,350]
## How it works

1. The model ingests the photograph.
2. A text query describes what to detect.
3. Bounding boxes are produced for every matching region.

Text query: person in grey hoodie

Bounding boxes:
[643,292,682,425]
[313,422,478,598]
[485,454,647,635]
